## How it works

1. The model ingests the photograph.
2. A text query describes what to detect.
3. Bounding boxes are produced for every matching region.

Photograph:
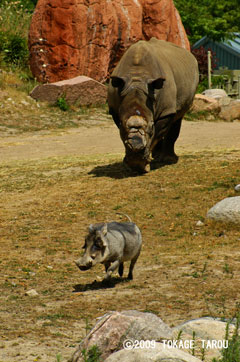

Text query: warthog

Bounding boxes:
[75,221,142,280]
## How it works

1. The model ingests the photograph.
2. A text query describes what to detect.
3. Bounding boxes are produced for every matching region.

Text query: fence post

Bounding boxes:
[208,51,212,89]
[238,76,240,99]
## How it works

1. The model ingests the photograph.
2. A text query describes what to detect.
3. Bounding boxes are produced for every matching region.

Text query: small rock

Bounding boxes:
[25,289,39,297]
[207,196,240,224]
[219,100,240,122]
[218,96,232,107]
[202,88,228,99]
[234,184,240,192]
[21,100,30,106]
[191,94,220,113]
[196,220,204,227]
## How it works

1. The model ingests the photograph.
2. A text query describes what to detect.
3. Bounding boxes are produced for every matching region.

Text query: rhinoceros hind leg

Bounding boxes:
[153,118,182,165]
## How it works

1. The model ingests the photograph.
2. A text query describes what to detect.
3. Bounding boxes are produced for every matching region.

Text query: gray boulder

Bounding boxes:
[206,196,240,223]
[70,310,173,362]
[105,342,202,362]
[202,88,228,99]
[174,317,233,341]
[173,317,235,361]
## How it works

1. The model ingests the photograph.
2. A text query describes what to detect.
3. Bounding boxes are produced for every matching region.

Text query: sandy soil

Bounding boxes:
[0,120,240,162]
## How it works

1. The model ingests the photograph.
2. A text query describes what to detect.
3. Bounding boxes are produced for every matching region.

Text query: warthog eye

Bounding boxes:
[94,237,102,250]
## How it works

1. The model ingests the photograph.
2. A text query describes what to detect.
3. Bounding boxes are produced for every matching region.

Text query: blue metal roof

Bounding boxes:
[192,33,240,69]
[226,33,240,54]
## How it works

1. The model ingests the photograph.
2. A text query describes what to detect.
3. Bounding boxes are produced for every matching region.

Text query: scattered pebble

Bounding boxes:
[234,184,240,192]
[21,100,30,106]
[196,220,204,227]
[25,289,39,297]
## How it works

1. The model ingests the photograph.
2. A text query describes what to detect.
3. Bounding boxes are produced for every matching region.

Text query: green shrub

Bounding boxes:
[213,316,240,362]
[0,1,32,69]
[0,33,28,66]
[197,75,227,94]
[82,345,102,362]
[56,97,70,112]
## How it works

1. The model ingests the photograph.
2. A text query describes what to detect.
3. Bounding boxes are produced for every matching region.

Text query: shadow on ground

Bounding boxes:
[89,160,166,179]
[88,162,140,179]
[73,277,130,292]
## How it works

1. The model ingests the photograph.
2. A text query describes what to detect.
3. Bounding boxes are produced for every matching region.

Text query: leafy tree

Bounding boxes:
[174,0,240,45]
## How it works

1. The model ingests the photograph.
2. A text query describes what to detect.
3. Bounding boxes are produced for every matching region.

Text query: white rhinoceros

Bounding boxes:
[108,38,199,172]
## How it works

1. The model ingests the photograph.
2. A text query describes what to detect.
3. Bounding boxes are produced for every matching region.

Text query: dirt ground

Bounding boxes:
[1,120,240,162]
[1,114,240,362]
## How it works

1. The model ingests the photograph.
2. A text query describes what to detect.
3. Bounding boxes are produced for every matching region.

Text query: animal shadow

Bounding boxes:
[89,160,166,179]
[88,161,140,179]
[73,276,129,292]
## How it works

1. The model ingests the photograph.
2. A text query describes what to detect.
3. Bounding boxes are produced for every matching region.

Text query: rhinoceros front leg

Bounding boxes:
[152,117,182,165]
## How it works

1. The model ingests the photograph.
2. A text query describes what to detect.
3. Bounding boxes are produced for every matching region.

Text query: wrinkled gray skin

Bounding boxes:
[75,222,142,280]
[108,37,199,172]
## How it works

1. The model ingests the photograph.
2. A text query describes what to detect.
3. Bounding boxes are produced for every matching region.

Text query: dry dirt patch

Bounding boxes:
[0,114,240,362]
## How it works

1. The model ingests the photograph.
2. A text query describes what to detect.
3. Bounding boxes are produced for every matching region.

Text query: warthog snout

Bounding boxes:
[74,259,92,271]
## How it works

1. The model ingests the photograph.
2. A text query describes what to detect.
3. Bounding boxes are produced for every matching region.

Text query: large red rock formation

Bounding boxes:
[28,0,190,83]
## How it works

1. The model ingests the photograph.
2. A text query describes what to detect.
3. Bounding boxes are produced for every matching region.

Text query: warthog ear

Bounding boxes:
[88,224,95,233]
[148,77,165,89]
[111,76,128,89]
[101,223,108,236]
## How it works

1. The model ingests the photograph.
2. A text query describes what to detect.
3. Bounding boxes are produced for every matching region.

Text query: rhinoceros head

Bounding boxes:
[111,76,165,172]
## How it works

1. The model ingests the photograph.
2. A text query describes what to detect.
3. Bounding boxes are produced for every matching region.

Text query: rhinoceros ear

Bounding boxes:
[111,76,127,89]
[148,77,165,89]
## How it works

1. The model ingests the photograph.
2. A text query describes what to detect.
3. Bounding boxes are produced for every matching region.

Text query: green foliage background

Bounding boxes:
[174,0,240,45]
